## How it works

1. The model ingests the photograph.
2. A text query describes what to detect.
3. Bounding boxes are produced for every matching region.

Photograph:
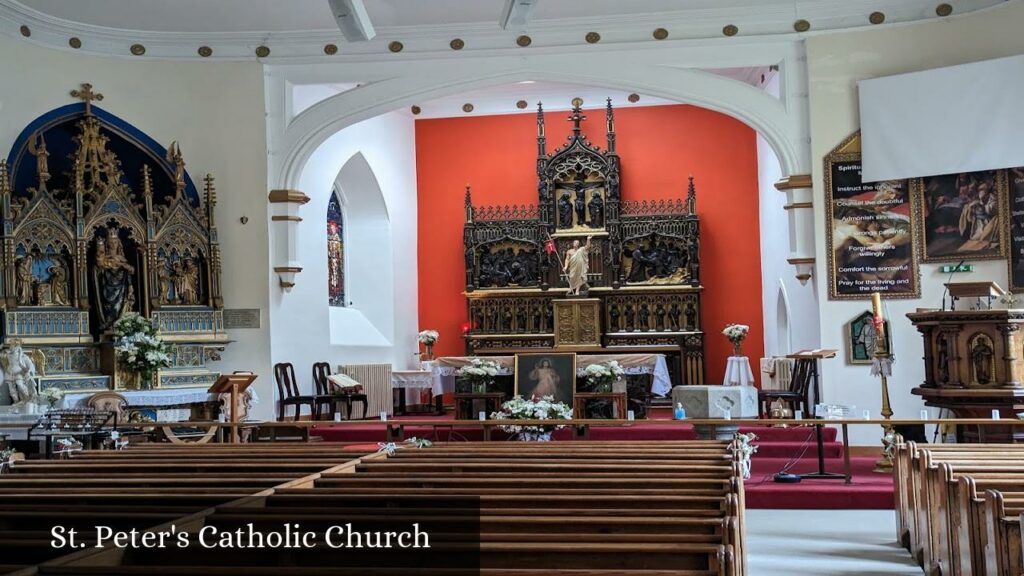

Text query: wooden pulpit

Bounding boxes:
[907,309,1024,442]
[209,372,258,443]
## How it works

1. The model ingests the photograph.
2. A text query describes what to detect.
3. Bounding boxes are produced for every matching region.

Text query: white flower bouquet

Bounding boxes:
[39,387,63,409]
[417,330,440,345]
[583,360,625,392]
[723,323,750,356]
[456,358,501,393]
[490,395,573,440]
[113,313,172,390]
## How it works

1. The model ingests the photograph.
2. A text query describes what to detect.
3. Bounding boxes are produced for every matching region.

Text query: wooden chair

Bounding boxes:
[273,363,317,421]
[85,392,127,428]
[757,357,811,418]
[311,362,339,421]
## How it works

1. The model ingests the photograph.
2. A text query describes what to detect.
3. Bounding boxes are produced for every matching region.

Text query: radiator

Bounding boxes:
[339,363,393,417]
[760,357,794,391]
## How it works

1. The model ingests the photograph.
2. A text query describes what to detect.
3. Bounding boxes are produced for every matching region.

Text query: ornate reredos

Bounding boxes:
[0,84,224,323]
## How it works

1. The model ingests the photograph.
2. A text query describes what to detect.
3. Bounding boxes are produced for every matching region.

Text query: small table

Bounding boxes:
[573,392,627,419]
[455,392,505,420]
[391,370,434,416]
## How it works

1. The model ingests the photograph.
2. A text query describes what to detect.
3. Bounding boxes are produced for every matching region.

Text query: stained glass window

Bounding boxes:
[327,191,345,307]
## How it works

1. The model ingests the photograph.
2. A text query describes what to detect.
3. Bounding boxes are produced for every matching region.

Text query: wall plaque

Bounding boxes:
[1009,168,1024,292]
[824,131,920,300]
[223,308,261,329]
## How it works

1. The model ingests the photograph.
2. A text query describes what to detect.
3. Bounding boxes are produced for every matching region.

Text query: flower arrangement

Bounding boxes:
[456,358,501,393]
[418,330,439,360]
[113,313,173,390]
[723,323,750,356]
[583,360,625,392]
[38,387,63,409]
[490,395,573,441]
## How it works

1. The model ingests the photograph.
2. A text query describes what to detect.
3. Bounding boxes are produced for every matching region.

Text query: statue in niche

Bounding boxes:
[93,228,135,331]
[684,301,697,331]
[563,236,592,296]
[609,304,621,332]
[937,334,950,383]
[687,238,700,280]
[472,308,484,332]
[639,303,651,331]
[502,308,513,332]
[655,303,666,331]
[557,191,573,228]
[515,306,527,331]
[488,307,499,332]
[574,187,587,227]
[587,192,604,228]
[532,306,542,332]
[623,303,635,331]
[668,303,681,331]
[174,259,199,305]
[28,132,50,189]
[544,306,554,331]
[15,256,34,305]
[1,341,37,406]
[49,260,69,306]
[971,336,994,385]
[156,257,172,305]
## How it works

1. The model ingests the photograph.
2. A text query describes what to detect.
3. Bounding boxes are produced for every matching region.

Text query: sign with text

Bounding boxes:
[825,132,920,300]
[1009,168,1024,292]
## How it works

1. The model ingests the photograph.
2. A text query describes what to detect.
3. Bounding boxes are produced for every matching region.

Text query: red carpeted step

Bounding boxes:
[744,457,894,509]
[752,440,844,459]
[736,425,838,443]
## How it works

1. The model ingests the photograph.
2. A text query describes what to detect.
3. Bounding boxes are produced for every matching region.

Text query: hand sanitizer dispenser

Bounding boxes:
[674,403,686,420]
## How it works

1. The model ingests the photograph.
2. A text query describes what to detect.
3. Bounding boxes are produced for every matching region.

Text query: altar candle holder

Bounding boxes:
[871,292,895,473]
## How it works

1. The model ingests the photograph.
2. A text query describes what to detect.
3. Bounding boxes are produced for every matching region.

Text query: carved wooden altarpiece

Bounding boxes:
[0,84,227,396]
[462,99,705,388]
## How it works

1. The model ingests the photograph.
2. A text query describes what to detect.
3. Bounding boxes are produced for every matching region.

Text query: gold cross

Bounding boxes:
[70,83,104,115]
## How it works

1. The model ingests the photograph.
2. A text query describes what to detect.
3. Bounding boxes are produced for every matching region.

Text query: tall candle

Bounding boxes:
[871,292,884,322]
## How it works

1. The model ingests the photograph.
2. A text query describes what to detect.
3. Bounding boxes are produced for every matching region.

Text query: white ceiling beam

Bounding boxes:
[327,0,375,42]
[500,0,539,31]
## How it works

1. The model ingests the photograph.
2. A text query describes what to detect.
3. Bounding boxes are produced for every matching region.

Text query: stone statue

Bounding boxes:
[16,256,34,305]
[971,337,994,384]
[638,303,650,331]
[587,192,604,228]
[557,191,573,228]
[668,303,681,331]
[28,132,50,189]
[563,236,592,296]
[655,303,666,331]
[156,257,172,305]
[94,228,135,331]
[574,187,587,227]
[49,260,69,306]
[177,260,199,305]
[1,341,37,406]
[623,303,635,331]
[609,304,621,332]
[684,301,697,330]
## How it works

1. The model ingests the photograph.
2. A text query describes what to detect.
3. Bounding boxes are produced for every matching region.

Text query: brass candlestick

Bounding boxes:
[871,292,895,473]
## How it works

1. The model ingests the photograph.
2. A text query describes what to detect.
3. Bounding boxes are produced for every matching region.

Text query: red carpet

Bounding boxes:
[311,410,892,510]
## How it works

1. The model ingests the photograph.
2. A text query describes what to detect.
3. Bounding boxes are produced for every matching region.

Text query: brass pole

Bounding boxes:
[872,296,895,473]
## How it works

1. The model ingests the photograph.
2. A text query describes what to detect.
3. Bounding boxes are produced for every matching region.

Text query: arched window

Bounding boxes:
[327,190,345,307]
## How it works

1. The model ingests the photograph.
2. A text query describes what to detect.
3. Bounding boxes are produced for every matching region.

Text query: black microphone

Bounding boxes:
[941,260,966,311]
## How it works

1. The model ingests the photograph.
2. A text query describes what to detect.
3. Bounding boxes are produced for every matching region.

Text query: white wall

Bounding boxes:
[806,2,1024,444]
[0,35,273,418]
[268,111,419,405]
[757,71,821,362]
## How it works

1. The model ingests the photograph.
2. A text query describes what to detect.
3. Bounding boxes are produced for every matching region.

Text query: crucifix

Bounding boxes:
[70,83,104,116]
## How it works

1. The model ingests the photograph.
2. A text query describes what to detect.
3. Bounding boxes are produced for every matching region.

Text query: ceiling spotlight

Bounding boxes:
[328,0,376,41]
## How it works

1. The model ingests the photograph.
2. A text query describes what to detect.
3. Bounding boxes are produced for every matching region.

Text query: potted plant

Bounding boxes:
[456,358,501,393]
[113,313,173,390]
[491,395,573,441]
[583,360,625,393]
[418,330,439,360]
[723,323,750,357]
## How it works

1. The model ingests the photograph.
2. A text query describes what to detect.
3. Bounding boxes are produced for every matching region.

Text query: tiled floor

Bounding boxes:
[747,509,920,575]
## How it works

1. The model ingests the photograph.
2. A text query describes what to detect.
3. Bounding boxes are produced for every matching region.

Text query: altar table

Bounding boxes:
[431,354,672,397]
[391,370,434,415]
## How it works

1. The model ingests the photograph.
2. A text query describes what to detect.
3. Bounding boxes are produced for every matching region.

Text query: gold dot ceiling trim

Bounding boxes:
[722,24,738,37]
[19,25,30,37]
[516,100,528,109]
[130,43,146,56]
[627,93,640,103]
[450,38,465,50]
[411,105,421,115]
[936,3,953,16]
[585,32,601,44]
[793,19,811,32]
[68,37,82,49]
[198,46,213,57]
[516,35,532,47]
[255,45,270,57]
[652,28,669,40]
[323,44,338,55]
[388,41,404,52]
[869,12,886,24]
[572,97,584,107]
[462,103,474,113]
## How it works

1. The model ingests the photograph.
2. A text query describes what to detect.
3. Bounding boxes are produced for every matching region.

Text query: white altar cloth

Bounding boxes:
[723,356,755,387]
[59,387,260,412]
[432,354,672,397]
[391,370,434,404]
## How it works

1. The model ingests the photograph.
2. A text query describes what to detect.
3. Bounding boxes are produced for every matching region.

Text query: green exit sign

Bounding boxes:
[941,264,973,273]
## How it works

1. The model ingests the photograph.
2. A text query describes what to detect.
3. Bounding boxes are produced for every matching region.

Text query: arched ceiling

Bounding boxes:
[0,0,1009,60]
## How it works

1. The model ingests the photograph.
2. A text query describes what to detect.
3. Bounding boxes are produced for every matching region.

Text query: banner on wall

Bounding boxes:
[1009,168,1024,293]
[824,132,921,300]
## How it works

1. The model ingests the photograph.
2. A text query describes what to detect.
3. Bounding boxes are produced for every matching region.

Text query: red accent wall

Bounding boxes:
[415,104,764,384]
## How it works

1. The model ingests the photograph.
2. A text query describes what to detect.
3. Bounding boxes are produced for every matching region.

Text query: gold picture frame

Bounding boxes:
[513,352,577,405]
[913,169,1008,263]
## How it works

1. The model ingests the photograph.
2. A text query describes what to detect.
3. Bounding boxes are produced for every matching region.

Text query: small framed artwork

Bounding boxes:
[845,311,891,365]
[514,352,577,405]
[914,169,1007,262]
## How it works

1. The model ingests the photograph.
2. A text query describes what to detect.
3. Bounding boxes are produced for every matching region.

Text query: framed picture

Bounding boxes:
[845,311,891,365]
[514,352,577,404]
[1007,167,1024,292]
[824,131,920,300]
[914,169,1007,262]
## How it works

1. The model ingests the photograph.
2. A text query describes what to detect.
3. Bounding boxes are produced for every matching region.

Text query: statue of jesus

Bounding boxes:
[564,236,592,296]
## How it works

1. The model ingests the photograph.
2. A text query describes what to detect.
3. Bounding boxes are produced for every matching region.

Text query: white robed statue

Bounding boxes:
[1,341,37,407]
[563,236,593,296]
